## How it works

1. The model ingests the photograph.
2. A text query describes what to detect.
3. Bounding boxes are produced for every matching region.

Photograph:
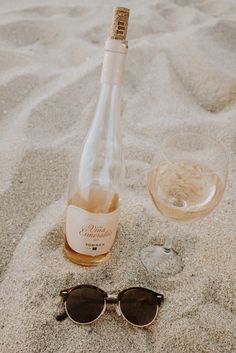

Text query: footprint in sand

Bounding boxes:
[0,19,60,47]
[0,74,42,121]
[17,5,88,18]
[0,149,69,276]
[27,67,99,146]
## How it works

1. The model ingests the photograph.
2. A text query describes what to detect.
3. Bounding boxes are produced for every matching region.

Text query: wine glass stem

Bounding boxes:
[163,234,173,253]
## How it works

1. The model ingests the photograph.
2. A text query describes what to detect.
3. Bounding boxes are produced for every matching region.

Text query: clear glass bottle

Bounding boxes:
[64,7,129,266]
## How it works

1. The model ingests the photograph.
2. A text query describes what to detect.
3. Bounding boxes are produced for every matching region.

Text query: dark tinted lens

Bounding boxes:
[66,286,105,323]
[120,288,158,326]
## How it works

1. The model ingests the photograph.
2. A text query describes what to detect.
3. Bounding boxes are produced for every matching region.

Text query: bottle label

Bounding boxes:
[66,205,120,256]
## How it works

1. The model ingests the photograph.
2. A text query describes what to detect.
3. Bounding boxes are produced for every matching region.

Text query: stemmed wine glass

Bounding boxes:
[140,132,228,276]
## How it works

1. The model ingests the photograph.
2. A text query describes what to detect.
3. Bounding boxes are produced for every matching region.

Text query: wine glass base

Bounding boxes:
[140,245,183,276]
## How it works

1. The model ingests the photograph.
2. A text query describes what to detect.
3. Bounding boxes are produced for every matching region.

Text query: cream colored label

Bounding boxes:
[66,205,120,256]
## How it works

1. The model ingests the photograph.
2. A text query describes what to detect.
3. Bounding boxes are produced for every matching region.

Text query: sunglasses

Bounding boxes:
[56,285,164,327]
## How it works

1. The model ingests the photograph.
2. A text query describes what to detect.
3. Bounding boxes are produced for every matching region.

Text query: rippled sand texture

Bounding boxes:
[0,0,236,352]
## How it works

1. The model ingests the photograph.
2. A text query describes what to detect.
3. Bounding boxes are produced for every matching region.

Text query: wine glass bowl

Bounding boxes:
[141,133,228,276]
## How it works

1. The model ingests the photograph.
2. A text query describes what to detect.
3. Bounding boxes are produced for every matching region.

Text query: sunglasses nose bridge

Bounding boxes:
[106,294,118,304]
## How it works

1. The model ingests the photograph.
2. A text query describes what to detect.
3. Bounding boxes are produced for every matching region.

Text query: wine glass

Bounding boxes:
[140,132,228,276]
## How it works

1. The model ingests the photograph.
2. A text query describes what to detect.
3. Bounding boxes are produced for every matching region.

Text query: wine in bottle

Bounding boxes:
[65,7,130,265]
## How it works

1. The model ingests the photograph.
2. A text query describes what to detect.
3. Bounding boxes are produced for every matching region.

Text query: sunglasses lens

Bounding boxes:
[120,288,158,326]
[65,286,105,324]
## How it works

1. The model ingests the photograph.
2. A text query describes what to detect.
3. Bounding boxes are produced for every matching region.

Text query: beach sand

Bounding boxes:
[0,0,236,352]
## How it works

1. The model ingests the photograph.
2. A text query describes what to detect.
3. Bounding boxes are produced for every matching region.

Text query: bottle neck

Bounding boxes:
[100,38,128,85]
[93,82,121,142]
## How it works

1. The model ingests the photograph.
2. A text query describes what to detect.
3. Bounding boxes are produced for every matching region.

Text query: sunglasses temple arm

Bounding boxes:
[56,311,68,322]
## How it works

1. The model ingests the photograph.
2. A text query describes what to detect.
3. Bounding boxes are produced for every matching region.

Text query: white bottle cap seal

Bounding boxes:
[100,38,128,85]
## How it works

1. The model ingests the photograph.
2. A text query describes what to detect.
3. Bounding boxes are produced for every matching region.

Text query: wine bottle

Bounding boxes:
[65,7,130,266]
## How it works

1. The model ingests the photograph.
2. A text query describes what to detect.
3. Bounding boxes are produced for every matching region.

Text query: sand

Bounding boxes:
[0,0,236,352]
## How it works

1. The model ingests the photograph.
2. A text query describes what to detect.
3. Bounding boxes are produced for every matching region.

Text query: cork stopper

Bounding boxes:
[110,7,130,40]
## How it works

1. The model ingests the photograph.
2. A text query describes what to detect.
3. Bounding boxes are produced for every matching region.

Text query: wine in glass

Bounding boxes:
[140,133,228,276]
